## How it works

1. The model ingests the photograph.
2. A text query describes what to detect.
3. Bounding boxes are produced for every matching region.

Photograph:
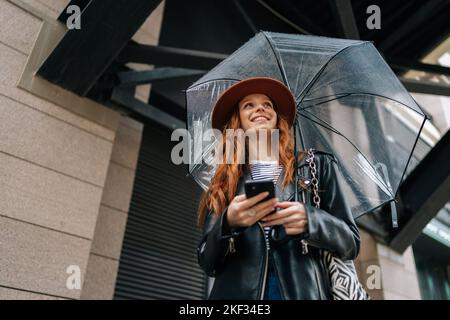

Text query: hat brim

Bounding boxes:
[211,77,297,131]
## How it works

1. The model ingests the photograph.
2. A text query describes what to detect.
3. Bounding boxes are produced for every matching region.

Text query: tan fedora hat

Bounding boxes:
[211,77,297,131]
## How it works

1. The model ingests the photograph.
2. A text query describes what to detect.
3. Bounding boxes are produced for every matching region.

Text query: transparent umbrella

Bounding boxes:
[185,31,428,220]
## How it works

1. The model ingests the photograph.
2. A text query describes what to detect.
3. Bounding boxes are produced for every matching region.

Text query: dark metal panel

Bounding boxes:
[39,0,162,96]
[400,78,450,98]
[388,58,450,77]
[254,0,324,35]
[413,233,450,264]
[148,87,189,121]
[57,0,91,24]
[328,0,360,39]
[114,124,206,300]
[378,1,445,53]
[385,3,450,60]
[390,129,450,252]
[233,0,258,34]
[111,88,184,130]
[118,43,227,70]
[117,68,206,87]
[158,0,255,54]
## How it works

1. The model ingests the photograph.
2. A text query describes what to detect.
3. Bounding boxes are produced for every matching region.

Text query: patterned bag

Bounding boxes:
[303,148,370,300]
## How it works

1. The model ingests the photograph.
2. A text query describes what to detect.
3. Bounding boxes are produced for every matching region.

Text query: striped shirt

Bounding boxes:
[249,161,283,250]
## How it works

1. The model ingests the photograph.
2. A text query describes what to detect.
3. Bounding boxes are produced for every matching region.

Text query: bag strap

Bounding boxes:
[299,147,319,255]
[306,148,320,209]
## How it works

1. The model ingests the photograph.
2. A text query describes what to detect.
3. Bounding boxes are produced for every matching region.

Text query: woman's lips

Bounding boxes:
[251,116,270,122]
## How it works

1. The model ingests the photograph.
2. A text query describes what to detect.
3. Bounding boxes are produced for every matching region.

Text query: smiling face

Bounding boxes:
[238,93,277,131]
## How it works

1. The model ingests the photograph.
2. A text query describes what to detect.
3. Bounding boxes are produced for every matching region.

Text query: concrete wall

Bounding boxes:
[355,230,422,300]
[0,0,148,299]
[81,117,143,299]
[80,0,163,299]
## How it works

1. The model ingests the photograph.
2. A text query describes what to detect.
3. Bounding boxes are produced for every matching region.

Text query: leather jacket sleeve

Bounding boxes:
[303,156,360,260]
[197,208,245,277]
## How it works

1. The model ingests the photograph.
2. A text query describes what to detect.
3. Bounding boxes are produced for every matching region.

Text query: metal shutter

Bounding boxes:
[114,123,206,299]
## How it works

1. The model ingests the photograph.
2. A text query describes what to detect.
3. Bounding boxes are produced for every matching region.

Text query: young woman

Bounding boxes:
[197,77,360,300]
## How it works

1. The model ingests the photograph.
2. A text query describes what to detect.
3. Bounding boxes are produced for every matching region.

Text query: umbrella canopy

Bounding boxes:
[185,31,427,219]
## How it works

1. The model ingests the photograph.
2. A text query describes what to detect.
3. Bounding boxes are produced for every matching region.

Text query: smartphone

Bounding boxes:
[244,179,275,201]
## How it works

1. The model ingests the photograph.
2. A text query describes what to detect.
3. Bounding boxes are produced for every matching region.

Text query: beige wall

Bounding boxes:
[355,230,422,300]
[81,117,143,299]
[80,0,163,299]
[0,0,147,299]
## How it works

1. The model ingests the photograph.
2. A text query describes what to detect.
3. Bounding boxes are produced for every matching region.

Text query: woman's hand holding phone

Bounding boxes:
[261,201,308,235]
[226,193,278,228]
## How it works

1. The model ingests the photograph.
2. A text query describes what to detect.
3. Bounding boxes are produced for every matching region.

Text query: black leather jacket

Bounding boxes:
[197,151,360,300]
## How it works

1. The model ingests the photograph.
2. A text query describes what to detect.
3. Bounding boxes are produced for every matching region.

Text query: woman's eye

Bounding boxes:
[264,103,273,108]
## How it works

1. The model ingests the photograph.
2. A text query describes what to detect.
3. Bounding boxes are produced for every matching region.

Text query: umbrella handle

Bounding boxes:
[293,117,309,254]
[374,162,398,229]
[293,117,305,203]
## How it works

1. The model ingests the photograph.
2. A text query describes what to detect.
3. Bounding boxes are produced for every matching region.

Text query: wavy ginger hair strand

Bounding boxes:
[197,107,299,228]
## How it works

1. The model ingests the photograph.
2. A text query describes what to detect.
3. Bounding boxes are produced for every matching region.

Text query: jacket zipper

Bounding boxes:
[269,250,286,300]
[258,222,269,300]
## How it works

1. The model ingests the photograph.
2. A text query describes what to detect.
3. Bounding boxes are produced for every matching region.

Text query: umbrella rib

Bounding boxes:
[261,31,310,151]
[300,94,352,110]
[302,93,351,103]
[302,91,426,117]
[297,109,393,195]
[296,109,343,136]
[347,92,426,117]
[295,42,366,103]
[261,32,290,89]
[393,116,428,200]
[187,77,242,90]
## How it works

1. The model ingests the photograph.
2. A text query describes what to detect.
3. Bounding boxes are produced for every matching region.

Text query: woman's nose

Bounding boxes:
[255,104,265,112]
